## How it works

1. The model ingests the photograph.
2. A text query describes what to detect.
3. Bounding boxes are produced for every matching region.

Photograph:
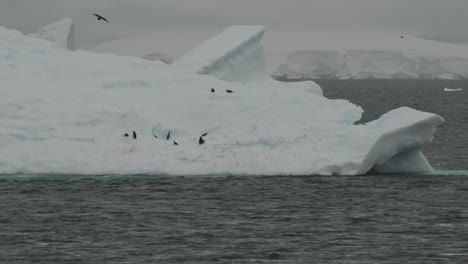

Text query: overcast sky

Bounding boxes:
[2,0,468,51]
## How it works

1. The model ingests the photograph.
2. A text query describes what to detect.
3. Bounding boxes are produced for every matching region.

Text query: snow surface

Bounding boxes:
[272,33,468,79]
[28,17,76,51]
[0,25,443,175]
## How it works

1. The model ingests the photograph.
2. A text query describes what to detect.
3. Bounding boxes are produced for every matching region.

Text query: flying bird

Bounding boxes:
[93,13,109,23]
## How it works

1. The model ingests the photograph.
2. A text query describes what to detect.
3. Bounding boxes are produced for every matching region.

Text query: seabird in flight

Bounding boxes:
[93,13,109,23]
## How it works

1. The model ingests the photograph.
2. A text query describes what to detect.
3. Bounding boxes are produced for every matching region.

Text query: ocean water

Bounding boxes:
[1,80,467,263]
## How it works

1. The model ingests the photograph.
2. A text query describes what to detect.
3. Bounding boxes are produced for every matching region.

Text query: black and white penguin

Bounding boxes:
[132,131,137,139]
[199,136,205,145]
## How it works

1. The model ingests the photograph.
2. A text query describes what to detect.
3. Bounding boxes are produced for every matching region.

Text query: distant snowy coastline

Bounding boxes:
[272,34,468,80]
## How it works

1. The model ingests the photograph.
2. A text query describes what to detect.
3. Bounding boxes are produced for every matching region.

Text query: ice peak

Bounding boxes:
[172,25,267,82]
[29,17,76,51]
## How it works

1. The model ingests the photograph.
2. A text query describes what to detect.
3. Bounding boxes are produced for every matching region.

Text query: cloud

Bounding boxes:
[1,0,468,49]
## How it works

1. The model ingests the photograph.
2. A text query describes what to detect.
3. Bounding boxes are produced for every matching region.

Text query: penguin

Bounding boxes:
[201,132,208,137]
[199,136,205,145]
[226,90,233,93]
[123,133,129,137]
[166,131,171,140]
[132,131,137,139]
[173,141,179,146]
[211,88,215,93]
[153,135,158,139]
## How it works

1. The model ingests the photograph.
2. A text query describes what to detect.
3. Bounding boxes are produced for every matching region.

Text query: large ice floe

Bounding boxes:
[0,24,444,175]
[272,33,468,79]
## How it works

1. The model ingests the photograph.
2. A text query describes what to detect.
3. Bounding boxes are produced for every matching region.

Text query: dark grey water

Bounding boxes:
[1,80,468,263]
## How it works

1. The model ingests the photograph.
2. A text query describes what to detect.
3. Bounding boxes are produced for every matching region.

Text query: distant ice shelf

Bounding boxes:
[272,33,468,79]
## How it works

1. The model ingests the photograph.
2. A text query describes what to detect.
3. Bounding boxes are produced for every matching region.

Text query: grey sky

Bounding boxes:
[1,0,468,50]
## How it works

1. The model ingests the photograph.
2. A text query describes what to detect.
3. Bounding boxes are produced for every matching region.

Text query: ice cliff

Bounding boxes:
[0,25,443,175]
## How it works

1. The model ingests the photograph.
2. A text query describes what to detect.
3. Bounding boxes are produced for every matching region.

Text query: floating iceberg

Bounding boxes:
[444,88,463,92]
[0,24,443,175]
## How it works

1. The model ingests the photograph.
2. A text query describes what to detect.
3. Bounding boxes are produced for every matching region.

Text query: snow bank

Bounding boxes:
[28,17,76,51]
[172,26,267,82]
[273,33,468,79]
[0,25,443,175]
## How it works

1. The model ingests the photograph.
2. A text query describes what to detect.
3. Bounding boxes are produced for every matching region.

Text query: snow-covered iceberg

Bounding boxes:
[273,33,468,79]
[0,24,443,175]
[28,17,76,51]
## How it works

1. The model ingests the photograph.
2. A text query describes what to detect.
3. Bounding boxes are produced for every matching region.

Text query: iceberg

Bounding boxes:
[444,88,462,92]
[28,17,76,51]
[0,24,443,175]
[272,33,468,79]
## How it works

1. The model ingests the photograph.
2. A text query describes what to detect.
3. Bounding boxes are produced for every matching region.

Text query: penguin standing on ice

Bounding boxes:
[199,136,205,145]
[166,131,171,140]
[211,88,215,93]
[132,131,137,139]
